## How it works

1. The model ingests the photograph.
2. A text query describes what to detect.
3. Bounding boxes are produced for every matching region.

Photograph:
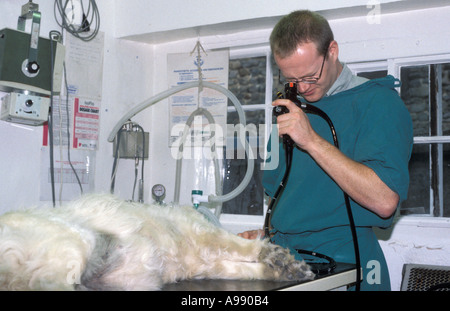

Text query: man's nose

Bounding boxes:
[296,82,310,93]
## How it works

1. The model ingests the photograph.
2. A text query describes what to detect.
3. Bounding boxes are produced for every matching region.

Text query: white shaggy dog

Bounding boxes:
[0,194,313,290]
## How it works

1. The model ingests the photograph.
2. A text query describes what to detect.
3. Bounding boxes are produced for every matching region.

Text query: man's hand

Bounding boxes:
[273,99,317,150]
[237,229,264,240]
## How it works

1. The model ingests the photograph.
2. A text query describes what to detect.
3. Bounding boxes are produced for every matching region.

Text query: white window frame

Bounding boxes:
[393,55,450,218]
[347,60,388,76]
[219,45,274,232]
[350,55,450,218]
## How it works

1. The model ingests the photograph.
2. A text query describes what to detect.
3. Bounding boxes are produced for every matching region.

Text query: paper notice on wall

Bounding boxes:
[167,49,229,146]
[39,147,95,202]
[64,31,104,100]
[72,97,100,150]
[44,97,71,147]
[42,96,100,150]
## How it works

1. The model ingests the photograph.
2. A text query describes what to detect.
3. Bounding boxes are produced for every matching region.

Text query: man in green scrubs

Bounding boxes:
[239,10,413,291]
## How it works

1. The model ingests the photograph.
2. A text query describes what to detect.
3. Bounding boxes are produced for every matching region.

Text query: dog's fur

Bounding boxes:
[0,194,313,290]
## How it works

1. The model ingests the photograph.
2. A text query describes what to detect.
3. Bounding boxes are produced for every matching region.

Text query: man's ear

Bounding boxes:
[327,40,339,61]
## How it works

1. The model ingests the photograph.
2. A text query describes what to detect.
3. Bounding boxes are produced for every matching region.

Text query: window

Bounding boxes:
[357,70,387,80]
[349,61,388,81]
[351,60,450,218]
[400,62,450,217]
[221,54,268,216]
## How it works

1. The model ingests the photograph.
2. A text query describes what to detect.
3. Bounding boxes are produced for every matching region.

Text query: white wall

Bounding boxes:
[113,0,433,43]
[113,0,376,39]
[0,0,155,211]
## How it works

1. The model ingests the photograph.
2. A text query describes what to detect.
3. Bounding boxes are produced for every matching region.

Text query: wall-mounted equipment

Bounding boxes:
[113,129,149,160]
[111,121,149,203]
[0,1,65,126]
[1,92,48,125]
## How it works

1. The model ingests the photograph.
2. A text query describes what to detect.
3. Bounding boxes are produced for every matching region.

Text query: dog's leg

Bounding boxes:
[213,237,314,282]
[257,241,314,281]
[174,228,314,282]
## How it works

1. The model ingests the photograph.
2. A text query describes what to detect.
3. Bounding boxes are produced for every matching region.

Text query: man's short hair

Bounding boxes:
[270,10,334,59]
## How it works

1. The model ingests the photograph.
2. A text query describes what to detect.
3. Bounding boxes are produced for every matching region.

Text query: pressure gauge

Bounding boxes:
[152,184,166,204]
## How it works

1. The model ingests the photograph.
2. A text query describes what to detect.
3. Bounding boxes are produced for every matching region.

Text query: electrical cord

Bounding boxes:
[110,127,124,194]
[63,61,83,195]
[48,30,84,206]
[132,157,139,201]
[131,123,145,202]
[296,249,337,275]
[263,137,292,238]
[48,31,58,207]
[132,124,145,186]
[54,0,100,41]
[299,98,361,291]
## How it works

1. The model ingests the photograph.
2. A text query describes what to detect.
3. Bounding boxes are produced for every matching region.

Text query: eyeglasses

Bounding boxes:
[278,51,327,85]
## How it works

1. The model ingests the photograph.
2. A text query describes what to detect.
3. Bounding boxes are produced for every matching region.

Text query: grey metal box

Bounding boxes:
[0,28,64,95]
[113,130,149,159]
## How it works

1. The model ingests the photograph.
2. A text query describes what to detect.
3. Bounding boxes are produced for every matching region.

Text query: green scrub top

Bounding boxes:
[262,75,413,291]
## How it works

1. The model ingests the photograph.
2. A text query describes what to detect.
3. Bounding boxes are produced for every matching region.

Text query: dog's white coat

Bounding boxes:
[0,194,313,290]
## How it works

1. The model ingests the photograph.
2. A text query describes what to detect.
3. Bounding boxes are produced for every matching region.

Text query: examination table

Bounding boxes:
[162,262,359,291]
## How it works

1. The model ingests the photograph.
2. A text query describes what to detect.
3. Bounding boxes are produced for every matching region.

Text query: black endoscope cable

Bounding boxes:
[264,83,361,290]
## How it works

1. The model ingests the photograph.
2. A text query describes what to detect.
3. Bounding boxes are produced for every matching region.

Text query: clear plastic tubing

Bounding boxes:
[108,81,254,205]
[172,108,224,217]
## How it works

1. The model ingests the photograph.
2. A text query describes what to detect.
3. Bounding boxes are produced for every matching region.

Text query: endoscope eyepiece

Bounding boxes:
[284,82,298,102]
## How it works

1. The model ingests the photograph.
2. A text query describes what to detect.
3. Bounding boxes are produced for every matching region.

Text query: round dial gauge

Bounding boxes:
[152,184,166,200]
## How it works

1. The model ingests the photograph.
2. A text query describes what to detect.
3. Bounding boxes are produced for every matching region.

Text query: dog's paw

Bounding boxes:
[259,242,315,282]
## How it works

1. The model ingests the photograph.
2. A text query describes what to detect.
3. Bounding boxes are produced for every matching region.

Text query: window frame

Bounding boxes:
[392,55,450,217]
[350,55,450,218]
[219,45,274,229]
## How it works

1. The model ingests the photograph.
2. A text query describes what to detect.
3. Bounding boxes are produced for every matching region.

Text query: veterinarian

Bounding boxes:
[239,10,413,291]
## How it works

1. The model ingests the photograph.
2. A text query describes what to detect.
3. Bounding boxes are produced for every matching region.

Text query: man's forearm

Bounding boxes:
[305,135,399,218]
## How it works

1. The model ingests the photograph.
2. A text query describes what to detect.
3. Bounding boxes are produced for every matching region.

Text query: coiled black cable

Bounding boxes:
[54,0,100,42]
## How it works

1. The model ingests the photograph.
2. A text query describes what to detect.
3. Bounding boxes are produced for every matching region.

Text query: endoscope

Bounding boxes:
[264,82,361,290]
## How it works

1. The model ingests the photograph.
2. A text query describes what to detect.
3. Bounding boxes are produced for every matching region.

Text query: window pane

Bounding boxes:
[400,65,429,136]
[357,70,387,79]
[222,110,264,215]
[223,56,266,215]
[400,63,450,217]
[228,57,266,106]
[440,64,450,216]
[401,143,430,215]
[400,65,430,215]
[443,64,450,136]
[271,54,285,96]
[444,146,450,217]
